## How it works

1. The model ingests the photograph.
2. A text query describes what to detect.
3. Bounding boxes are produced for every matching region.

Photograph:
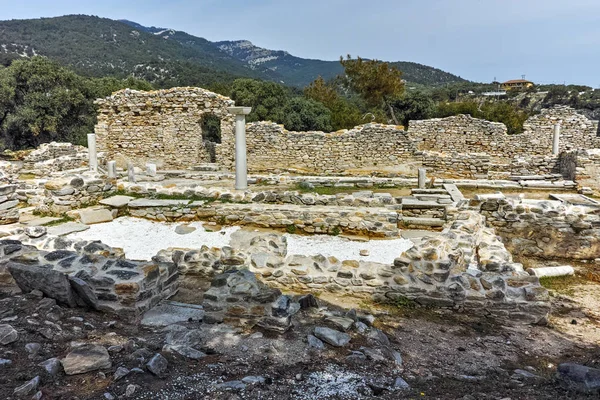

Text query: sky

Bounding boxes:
[1,0,599,86]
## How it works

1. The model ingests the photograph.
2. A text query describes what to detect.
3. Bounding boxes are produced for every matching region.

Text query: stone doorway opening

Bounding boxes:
[200,114,222,163]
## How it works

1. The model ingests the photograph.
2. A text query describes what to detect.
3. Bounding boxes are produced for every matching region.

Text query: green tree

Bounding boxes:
[392,91,435,126]
[304,76,362,130]
[230,78,290,123]
[282,97,332,132]
[339,55,405,124]
[0,57,93,149]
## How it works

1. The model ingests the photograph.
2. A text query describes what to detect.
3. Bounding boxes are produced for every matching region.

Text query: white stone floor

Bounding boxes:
[67,217,414,264]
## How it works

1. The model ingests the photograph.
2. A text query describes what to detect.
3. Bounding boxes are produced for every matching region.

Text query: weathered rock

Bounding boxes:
[557,363,600,393]
[314,326,351,347]
[256,315,292,333]
[13,376,40,398]
[8,263,77,307]
[175,224,197,235]
[325,316,355,332]
[242,376,266,384]
[24,226,47,239]
[68,276,99,309]
[163,345,206,360]
[0,324,18,345]
[77,208,113,225]
[146,353,168,377]
[216,380,246,391]
[39,357,62,376]
[114,366,130,381]
[307,335,325,350]
[61,344,112,375]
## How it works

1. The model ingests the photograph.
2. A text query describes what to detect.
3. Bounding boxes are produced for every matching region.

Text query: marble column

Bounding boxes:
[227,106,252,190]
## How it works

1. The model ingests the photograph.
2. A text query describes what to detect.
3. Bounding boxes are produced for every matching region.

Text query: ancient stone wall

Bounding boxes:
[22,142,89,175]
[94,87,236,169]
[478,196,600,260]
[246,122,417,174]
[0,185,19,224]
[523,105,600,151]
[93,86,600,177]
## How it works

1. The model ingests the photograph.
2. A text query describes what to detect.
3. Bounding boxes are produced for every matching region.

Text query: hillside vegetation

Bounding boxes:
[0,15,467,88]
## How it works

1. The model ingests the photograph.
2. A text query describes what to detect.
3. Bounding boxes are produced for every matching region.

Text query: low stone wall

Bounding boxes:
[246,122,416,174]
[128,200,400,237]
[478,196,600,260]
[22,142,89,174]
[0,185,19,224]
[0,239,178,320]
[161,211,550,324]
[37,174,116,215]
[573,149,600,193]
[422,151,491,178]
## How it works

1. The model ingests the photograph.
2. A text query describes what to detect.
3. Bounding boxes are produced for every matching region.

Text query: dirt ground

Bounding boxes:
[2,264,600,400]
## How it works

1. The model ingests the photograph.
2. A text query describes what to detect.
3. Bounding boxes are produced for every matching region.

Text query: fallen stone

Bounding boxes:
[13,376,40,398]
[25,342,41,356]
[78,208,113,225]
[0,358,12,367]
[216,380,246,391]
[325,316,355,332]
[68,276,99,310]
[256,315,292,333]
[61,344,112,375]
[39,357,62,375]
[163,345,206,360]
[394,377,410,389]
[307,334,325,349]
[99,195,135,208]
[114,366,130,381]
[314,326,351,347]
[141,302,204,327]
[146,353,168,377]
[242,376,266,384]
[24,226,47,238]
[298,294,319,309]
[8,263,77,307]
[557,363,600,393]
[175,224,197,235]
[0,324,18,345]
[47,223,90,236]
[125,384,137,397]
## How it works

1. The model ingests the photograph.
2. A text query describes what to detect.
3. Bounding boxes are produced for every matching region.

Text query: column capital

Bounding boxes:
[227,106,252,115]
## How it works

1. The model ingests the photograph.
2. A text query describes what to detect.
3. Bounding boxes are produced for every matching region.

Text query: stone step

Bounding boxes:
[399,217,445,227]
[443,184,465,202]
[411,188,449,195]
[400,199,449,209]
[190,164,221,172]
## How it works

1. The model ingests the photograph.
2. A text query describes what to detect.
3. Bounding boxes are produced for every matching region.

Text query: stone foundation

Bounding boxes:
[478,196,600,260]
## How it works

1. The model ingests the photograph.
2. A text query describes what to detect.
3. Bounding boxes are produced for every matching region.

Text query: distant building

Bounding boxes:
[501,79,534,90]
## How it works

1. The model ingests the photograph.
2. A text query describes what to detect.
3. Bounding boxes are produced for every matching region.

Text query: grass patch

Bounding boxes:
[539,274,587,296]
[42,215,75,226]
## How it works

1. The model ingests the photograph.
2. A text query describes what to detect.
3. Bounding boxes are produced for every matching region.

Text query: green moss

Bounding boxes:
[539,275,585,296]
[286,224,297,234]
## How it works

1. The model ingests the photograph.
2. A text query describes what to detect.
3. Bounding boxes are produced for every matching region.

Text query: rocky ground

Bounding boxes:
[2,273,600,400]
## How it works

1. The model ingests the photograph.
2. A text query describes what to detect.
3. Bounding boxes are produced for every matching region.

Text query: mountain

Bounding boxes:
[0,15,467,88]
[213,40,467,87]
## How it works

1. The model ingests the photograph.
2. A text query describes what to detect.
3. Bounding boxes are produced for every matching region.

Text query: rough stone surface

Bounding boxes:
[61,344,112,375]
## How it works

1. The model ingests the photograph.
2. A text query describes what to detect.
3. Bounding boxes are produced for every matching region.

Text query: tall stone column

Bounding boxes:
[553,123,561,155]
[227,107,252,190]
[87,133,98,172]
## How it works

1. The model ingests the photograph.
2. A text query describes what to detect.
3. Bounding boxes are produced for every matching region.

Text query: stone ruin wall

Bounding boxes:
[478,196,600,260]
[245,122,417,174]
[93,86,600,177]
[523,105,600,151]
[94,87,236,169]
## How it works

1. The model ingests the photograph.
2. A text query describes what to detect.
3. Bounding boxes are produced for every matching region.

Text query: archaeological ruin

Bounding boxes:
[2,85,600,398]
